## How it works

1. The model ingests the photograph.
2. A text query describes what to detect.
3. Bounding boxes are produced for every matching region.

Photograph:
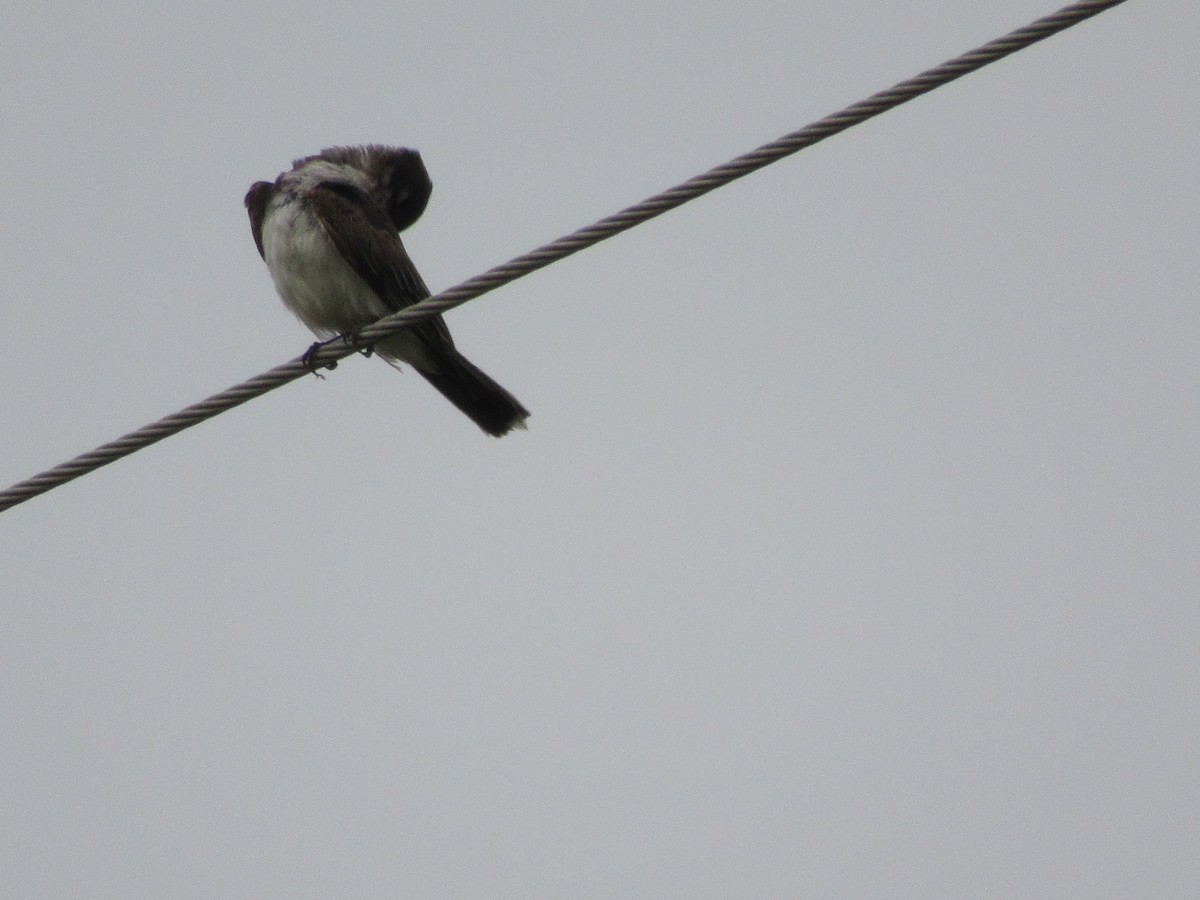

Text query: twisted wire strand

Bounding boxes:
[0,0,1130,514]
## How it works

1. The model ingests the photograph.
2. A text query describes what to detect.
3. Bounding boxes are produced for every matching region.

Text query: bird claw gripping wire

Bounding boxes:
[301,340,339,378]
[299,332,375,378]
[347,330,374,359]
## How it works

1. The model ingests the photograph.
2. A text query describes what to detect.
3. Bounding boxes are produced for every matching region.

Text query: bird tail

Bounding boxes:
[416,350,530,437]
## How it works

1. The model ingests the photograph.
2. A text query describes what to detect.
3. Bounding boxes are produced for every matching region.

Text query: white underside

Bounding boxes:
[260,193,430,368]
[264,203,377,336]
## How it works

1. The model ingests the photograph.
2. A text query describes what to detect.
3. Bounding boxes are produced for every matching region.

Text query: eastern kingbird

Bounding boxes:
[245,145,529,436]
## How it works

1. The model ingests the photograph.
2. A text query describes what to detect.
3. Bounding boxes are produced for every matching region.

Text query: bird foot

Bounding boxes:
[345,329,375,358]
[301,340,339,378]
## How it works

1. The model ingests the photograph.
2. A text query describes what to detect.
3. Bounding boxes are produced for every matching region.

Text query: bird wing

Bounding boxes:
[307,180,456,350]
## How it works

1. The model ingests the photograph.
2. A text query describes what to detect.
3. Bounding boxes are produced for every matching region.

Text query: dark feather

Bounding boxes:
[244,181,275,260]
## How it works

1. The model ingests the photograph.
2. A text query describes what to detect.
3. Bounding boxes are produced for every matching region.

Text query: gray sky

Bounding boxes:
[2,1,1197,896]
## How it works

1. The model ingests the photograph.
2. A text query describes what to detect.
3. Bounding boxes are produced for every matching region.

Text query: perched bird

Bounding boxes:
[245,145,529,436]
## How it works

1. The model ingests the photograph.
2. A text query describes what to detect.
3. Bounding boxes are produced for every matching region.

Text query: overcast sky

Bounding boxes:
[2,1,1197,896]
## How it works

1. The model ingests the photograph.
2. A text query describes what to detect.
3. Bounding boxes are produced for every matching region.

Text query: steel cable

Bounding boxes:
[0,0,1131,513]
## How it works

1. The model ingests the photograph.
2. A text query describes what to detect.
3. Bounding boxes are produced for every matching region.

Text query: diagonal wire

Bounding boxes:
[0,0,1130,514]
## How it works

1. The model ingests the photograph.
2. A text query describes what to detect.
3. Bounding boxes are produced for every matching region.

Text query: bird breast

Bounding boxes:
[261,200,389,339]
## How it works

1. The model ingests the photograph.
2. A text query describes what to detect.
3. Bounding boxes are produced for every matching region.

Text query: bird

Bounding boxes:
[244,145,529,437]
